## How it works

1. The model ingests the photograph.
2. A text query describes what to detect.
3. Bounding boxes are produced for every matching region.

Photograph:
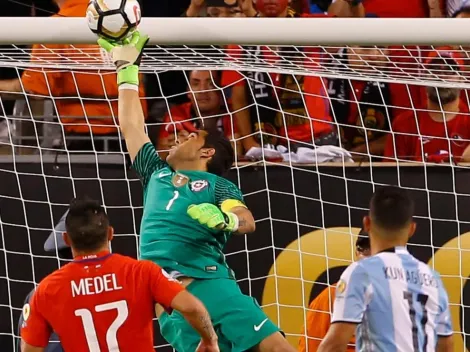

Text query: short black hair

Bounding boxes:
[65,197,109,252]
[356,231,370,252]
[370,186,414,232]
[203,130,234,176]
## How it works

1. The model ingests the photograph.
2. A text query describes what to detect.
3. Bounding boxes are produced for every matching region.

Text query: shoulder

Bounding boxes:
[34,264,71,297]
[214,176,243,195]
[340,261,368,279]
[312,285,335,307]
[215,175,239,188]
[392,110,420,131]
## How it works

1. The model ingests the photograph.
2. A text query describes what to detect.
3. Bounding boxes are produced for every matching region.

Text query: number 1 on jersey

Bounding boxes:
[166,190,179,210]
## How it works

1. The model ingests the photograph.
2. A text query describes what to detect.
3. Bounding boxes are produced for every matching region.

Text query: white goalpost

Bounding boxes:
[1,16,470,352]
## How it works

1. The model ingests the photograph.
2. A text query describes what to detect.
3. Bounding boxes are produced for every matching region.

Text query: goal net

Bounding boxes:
[1,17,470,352]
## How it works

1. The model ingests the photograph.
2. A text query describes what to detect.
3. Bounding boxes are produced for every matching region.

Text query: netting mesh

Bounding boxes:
[1,44,470,86]
[1,42,470,352]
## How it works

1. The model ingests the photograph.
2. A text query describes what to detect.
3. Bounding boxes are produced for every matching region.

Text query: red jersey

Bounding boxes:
[159,102,235,140]
[384,108,470,161]
[21,251,184,352]
[362,0,428,18]
[339,80,421,147]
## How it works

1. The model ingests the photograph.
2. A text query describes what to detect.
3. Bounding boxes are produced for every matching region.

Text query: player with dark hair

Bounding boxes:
[20,197,219,352]
[318,186,453,352]
[98,32,295,352]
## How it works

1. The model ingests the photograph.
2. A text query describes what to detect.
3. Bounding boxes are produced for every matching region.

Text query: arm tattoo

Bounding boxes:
[199,312,216,340]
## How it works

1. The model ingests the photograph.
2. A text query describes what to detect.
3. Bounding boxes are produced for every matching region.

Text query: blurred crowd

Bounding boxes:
[1,0,470,164]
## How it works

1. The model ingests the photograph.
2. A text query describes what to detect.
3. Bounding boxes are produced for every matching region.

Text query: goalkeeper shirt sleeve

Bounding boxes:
[214,177,246,213]
[132,142,168,189]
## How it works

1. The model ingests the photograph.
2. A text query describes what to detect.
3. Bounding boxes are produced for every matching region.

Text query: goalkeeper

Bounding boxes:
[98,32,295,352]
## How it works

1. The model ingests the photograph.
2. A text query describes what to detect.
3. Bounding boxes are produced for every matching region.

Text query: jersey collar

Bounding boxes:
[380,246,408,254]
[74,250,112,263]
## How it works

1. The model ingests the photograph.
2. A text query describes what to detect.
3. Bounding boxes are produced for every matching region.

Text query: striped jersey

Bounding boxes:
[332,246,452,351]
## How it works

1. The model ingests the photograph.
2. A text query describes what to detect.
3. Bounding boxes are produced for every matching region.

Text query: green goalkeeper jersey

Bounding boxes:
[132,143,245,280]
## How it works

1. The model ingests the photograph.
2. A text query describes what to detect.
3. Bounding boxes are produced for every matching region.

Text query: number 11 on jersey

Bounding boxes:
[166,190,179,211]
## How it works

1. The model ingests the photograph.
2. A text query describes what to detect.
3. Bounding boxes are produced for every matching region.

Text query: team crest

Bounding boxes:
[22,303,30,321]
[172,173,189,187]
[190,180,209,192]
[336,280,347,295]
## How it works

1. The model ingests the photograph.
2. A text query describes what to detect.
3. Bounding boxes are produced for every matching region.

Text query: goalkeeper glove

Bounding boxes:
[187,203,239,232]
[97,31,149,86]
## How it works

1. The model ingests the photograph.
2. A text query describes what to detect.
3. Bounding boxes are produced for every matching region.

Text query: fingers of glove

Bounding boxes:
[97,38,115,52]
[130,30,141,45]
[207,215,225,229]
[187,205,200,219]
[197,212,213,225]
[136,33,149,50]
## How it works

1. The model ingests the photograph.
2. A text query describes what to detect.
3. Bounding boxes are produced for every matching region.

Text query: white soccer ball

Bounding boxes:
[87,0,141,41]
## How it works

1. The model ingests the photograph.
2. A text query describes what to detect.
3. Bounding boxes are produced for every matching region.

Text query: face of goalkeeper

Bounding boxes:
[166,130,235,176]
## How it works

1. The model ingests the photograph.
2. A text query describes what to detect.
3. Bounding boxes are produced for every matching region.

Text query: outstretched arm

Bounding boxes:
[118,89,151,162]
[99,32,150,162]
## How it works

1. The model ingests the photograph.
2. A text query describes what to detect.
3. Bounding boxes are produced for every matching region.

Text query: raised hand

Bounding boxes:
[97,31,149,85]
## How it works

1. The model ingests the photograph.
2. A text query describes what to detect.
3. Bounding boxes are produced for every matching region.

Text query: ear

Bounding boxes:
[363,216,371,233]
[200,147,216,159]
[63,232,71,247]
[108,226,114,242]
[408,221,417,239]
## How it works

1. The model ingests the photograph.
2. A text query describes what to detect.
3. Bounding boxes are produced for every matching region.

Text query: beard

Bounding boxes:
[426,86,460,106]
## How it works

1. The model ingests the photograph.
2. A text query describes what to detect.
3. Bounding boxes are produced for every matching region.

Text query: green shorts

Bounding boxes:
[158,278,279,352]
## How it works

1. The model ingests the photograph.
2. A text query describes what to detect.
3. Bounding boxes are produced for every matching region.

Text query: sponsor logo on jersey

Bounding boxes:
[22,303,30,321]
[172,173,189,187]
[336,280,347,295]
[190,180,209,192]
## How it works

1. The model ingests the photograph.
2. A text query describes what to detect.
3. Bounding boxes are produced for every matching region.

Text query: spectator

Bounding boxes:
[222,0,338,155]
[298,233,371,352]
[157,70,240,159]
[384,48,470,163]
[326,45,421,160]
[329,0,443,17]
[328,0,365,17]
[0,0,147,153]
[16,210,71,352]
[449,0,467,16]
[184,0,247,17]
